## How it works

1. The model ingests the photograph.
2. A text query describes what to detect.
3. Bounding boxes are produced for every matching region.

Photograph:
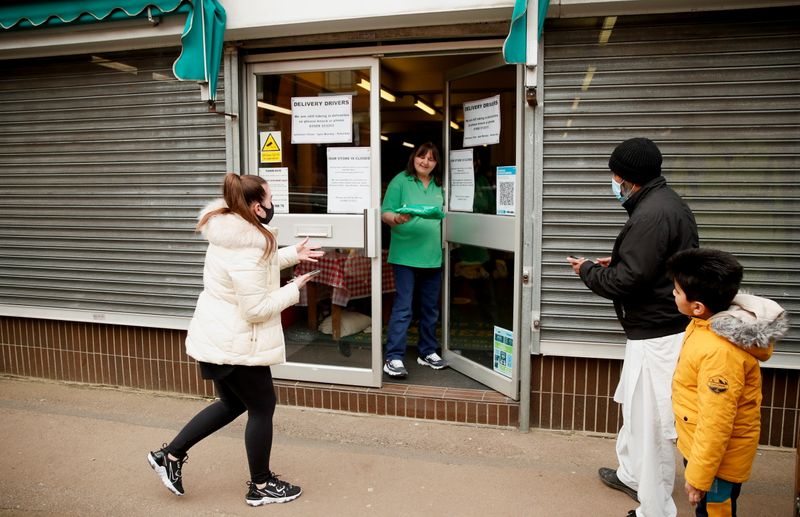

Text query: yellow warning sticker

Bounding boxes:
[260,131,282,163]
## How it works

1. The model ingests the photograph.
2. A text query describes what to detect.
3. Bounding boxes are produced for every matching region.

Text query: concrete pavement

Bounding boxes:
[0,375,793,516]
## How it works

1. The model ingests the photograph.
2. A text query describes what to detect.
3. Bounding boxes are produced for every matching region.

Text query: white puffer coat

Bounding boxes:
[185,199,300,366]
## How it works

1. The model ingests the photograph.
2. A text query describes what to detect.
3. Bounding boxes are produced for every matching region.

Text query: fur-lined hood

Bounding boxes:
[709,293,789,356]
[198,199,276,250]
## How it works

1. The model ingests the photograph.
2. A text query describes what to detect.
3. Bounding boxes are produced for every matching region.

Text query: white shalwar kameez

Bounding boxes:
[614,333,683,517]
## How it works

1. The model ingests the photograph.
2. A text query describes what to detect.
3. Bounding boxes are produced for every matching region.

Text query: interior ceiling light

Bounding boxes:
[450,121,460,130]
[357,78,396,102]
[380,135,389,141]
[414,98,436,116]
[357,78,371,91]
[402,141,415,148]
[257,101,292,115]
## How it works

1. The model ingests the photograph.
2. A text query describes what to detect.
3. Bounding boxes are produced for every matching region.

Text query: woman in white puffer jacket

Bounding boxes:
[147,173,322,507]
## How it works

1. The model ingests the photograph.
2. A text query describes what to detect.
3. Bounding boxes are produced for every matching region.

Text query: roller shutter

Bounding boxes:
[540,7,800,354]
[0,48,226,323]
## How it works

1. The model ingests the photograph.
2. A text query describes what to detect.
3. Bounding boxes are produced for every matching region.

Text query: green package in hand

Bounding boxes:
[395,204,446,219]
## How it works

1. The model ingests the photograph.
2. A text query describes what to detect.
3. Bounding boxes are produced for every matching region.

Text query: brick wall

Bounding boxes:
[1,316,796,446]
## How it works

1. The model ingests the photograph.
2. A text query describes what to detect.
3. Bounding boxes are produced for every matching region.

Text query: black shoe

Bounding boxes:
[245,474,302,506]
[598,467,639,502]
[147,444,187,496]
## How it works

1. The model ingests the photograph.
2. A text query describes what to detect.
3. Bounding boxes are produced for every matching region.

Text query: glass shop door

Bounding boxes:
[245,57,384,387]
[442,54,523,399]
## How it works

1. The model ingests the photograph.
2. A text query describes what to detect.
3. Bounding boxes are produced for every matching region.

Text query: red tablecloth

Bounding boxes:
[295,250,395,307]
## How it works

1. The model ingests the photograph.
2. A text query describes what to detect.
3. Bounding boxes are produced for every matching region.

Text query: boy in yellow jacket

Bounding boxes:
[667,248,788,517]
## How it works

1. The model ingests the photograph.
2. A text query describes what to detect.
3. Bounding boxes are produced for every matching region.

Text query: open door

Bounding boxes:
[442,54,523,398]
[245,57,383,387]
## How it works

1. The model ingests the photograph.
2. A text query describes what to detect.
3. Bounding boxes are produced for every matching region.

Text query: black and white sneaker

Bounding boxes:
[245,474,302,506]
[147,444,187,496]
[383,359,408,378]
[417,352,448,370]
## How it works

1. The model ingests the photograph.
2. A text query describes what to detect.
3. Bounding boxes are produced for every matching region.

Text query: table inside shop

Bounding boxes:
[295,250,395,341]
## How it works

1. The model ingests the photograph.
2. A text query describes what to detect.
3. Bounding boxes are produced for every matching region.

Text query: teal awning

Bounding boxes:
[503,0,550,64]
[0,0,226,102]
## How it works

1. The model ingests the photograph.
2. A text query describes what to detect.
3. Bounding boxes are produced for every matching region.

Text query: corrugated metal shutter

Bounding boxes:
[0,48,226,322]
[540,8,800,353]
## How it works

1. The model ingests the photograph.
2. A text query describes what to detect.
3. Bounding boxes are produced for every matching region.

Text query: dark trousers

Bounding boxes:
[167,365,276,484]
[385,264,442,361]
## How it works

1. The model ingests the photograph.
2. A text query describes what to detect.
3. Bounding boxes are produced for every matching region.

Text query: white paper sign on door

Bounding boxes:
[258,167,289,214]
[462,94,501,147]
[291,95,353,144]
[449,149,474,212]
[496,165,516,216]
[327,147,370,214]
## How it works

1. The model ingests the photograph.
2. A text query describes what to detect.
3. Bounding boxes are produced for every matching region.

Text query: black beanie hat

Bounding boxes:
[608,137,662,185]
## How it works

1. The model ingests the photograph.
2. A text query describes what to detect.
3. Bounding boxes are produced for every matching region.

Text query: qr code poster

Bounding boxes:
[496,166,516,216]
[493,325,513,379]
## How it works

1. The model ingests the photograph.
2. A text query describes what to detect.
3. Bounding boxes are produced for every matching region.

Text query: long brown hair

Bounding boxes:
[198,173,276,258]
[404,141,441,186]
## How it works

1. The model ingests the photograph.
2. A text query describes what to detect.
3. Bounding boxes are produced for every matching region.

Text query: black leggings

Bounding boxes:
[166,365,276,484]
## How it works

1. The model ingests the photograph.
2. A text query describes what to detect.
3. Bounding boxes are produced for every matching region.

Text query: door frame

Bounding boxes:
[442,54,524,399]
[242,41,523,394]
[244,56,383,387]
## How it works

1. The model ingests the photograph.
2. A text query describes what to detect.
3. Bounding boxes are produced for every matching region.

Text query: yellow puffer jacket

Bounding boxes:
[672,294,788,490]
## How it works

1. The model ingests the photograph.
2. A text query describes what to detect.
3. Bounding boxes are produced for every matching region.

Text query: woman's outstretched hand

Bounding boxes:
[296,237,324,262]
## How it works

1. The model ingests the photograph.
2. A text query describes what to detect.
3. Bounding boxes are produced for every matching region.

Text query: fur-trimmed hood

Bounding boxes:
[198,199,277,250]
[710,293,789,356]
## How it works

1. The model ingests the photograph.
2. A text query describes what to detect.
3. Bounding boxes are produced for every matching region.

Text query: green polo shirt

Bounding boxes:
[381,171,444,268]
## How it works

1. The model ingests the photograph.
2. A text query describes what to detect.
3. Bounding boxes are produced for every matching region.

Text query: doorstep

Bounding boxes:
[273,380,519,427]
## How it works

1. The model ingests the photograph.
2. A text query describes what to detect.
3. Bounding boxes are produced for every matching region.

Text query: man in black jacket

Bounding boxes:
[568,138,698,517]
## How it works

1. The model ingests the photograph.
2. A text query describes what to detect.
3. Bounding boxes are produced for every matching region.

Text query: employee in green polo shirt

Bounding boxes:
[380,141,448,378]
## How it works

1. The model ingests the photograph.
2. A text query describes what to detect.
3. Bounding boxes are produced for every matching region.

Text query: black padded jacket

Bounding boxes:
[579,176,699,339]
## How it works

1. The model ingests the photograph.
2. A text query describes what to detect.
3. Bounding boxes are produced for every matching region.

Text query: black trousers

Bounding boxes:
[166,365,276,484]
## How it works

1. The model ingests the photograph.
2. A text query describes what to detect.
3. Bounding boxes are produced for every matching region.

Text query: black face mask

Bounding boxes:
[257,203,274,224]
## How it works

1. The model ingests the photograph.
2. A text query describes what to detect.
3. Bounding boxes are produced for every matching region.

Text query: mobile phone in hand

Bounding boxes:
[567,255,581,260]
[288,269,321,284]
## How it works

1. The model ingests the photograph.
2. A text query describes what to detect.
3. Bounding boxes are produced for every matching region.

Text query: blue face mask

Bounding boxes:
[611,178,628,203]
